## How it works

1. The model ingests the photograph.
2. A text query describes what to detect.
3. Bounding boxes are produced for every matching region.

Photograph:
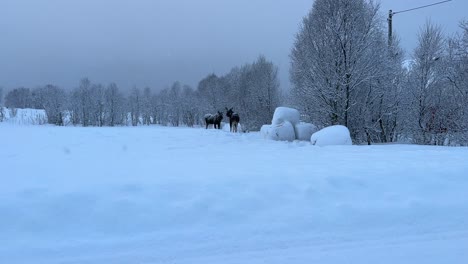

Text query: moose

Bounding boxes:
[225,107,240,133]
[204,111,223,129]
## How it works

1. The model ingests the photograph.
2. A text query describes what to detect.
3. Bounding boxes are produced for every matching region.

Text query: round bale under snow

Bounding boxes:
[267,121,296,142]
[271,107,300,126]
[260,124,271,139]
[294,122,318,141]
[310,125,352,146]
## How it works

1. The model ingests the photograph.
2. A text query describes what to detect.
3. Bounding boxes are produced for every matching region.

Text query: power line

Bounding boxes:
[393,0,452,15]
[388,0,453,46]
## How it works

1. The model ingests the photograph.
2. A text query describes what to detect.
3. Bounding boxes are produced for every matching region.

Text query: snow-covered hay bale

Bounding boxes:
[266,121,295,142]
[294,122,318,141]
[310,125,352,146]
[2,108,47,125]
[272,107,300,126]
[260,124,271,138]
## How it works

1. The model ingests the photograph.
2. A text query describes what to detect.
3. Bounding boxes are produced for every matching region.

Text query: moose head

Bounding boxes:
[225,107,234,118]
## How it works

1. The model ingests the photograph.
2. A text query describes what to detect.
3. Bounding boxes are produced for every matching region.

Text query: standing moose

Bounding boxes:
[225,107,240,133]
[204,111,223,129]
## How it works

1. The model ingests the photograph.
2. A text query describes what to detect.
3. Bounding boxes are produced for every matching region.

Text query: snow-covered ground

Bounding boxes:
[1,124,468,264]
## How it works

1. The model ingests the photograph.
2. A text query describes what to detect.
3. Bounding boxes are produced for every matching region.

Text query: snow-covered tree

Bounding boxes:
[141,87,153,126]
[405,21,447,145]
[442,20,468,144]
[104,83,125,126]
[5,87,33,109]
[290,0,392,142]
[128,87,141,126]
[197,74,229,114]
[180,85,198,127]
[32,85,67,125]
[90,84,105,127]
[70,78,93,126]
[236,56,281,130]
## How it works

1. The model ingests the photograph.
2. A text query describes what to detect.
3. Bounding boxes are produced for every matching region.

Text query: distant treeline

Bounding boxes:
[0,56,281,131]
[1,0,468,146]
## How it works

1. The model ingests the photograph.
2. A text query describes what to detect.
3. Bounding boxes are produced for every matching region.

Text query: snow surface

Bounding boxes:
[311,125,353,146]
[1,123,468,263]
[271,107,300,125]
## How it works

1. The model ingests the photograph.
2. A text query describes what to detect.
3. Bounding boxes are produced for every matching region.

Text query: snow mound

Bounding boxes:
[272,107,300,126]
[266,121,295,142]
[294,122,318,141]
[311,125,352,146]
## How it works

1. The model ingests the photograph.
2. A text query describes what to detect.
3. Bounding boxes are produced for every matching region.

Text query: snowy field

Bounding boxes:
[1,124,468,264]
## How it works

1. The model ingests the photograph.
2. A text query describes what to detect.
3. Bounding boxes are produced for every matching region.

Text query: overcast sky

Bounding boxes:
[0,0,466,91]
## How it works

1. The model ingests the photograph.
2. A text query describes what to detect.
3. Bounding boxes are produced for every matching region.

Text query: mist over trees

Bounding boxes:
[1,0,467,145]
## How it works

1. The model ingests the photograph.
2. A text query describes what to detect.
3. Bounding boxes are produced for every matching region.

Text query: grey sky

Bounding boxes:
[0,0,466,91]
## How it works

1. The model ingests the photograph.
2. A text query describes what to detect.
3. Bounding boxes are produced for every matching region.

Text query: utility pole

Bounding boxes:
[388,9,393,47]
[388,0,452,47]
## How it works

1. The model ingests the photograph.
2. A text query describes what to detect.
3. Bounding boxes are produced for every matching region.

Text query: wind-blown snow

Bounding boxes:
[1,124,468,264]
